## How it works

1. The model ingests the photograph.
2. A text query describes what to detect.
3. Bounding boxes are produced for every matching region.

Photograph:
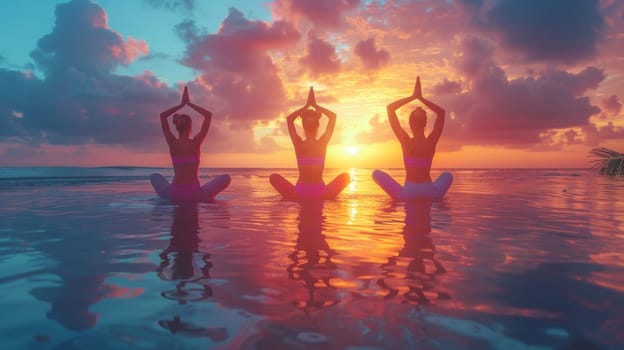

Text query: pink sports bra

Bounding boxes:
[297,157,324,166]
[172,155,200,167]
[404,156,433,168]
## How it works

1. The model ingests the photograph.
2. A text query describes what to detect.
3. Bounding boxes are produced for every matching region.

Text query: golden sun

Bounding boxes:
[345,145,359,155]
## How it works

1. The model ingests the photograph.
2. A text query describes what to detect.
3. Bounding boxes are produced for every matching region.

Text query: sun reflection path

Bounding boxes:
[346,167,358,194]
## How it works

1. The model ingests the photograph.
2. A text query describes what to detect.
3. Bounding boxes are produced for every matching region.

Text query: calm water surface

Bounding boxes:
[0,168,623,349]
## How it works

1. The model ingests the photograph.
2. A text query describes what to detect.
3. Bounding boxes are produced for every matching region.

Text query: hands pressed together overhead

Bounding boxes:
[180,85,190,106]
[305,86,317,109]
[412,76,422,100]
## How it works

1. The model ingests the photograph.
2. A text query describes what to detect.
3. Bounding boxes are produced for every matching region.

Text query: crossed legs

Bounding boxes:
[150,173,230,200]
[372,170,452,199]
[269,173,350,200]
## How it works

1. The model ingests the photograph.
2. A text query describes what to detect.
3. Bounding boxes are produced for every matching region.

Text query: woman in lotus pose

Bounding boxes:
[373,77,452,199]
[151,86,230,201]
[270,87,350,200]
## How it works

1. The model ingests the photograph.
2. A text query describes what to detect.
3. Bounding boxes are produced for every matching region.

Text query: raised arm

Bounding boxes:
[387,90,416,145]
[415,78,445,144]
[160,104,184,145]
[188,100,212,145]
[286,106,306,145]
[286,86,317,145]
[160,86,190,145]
[315,104,336,145]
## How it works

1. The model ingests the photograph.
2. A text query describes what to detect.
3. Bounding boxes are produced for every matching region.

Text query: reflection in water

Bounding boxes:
[156,202,231,339]
[378,200,449,305]
[158,203,212,303]
[3,169,621,348]
[287,202,339,313]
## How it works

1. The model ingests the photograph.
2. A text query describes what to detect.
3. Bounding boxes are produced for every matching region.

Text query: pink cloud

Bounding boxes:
[176,9,299,119]
[582,122,624,146]
[176,8,302,152]
[562,129,583,145]
[178,9,299,72]
[355,113,395,144]
[354,37,390,70]
[440,38,605,147]
[359,0,468,45]
[300,32,341,76]
[272,0,360,29]
[122,37,150,63]
[601,95,622,116]
[433,79,463,96]
[0,0,171,148]
[31,0,148,74]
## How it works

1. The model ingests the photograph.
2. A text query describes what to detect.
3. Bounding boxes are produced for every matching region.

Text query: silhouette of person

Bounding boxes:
[151,86,230,202]
[157,203,213,303]
[270,87,350,200]
[373,77,452,199]
[377,200,449,305]
[286,202,339,313]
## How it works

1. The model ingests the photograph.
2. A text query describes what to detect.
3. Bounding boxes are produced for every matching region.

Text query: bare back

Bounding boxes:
[401,135,437,183]
[294,138,327,184]
[287,88,336,185]
[169,138,201,185]
[387,77,445,184]
[159,87,212,185]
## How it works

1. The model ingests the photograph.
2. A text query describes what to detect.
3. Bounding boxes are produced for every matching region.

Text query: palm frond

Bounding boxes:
[589,147,624,175]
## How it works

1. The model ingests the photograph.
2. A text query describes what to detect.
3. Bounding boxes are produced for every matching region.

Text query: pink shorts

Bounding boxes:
[294,183,326,198]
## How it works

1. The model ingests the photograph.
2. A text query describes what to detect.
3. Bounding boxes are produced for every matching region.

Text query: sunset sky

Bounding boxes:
[0,0,622,168]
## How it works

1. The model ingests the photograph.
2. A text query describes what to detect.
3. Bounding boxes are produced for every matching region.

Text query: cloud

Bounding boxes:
[175,8,302,152]
[601,95,621,116]
[144,0,195,11]
[356,0,471,47]
[300,32,341,76]
[176,8,299,123]
[561,129,583,146]
[272,0,360,29]
[31,0,148,75]
[355,113,394,144]
[441,38,605,147]
[582,122,624,146]
[258,134,285,153]
[0,0,171,147]
[178,8,299,73]
[354,37,390,70]
[433,79,463,96]
[483,0,605,63]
